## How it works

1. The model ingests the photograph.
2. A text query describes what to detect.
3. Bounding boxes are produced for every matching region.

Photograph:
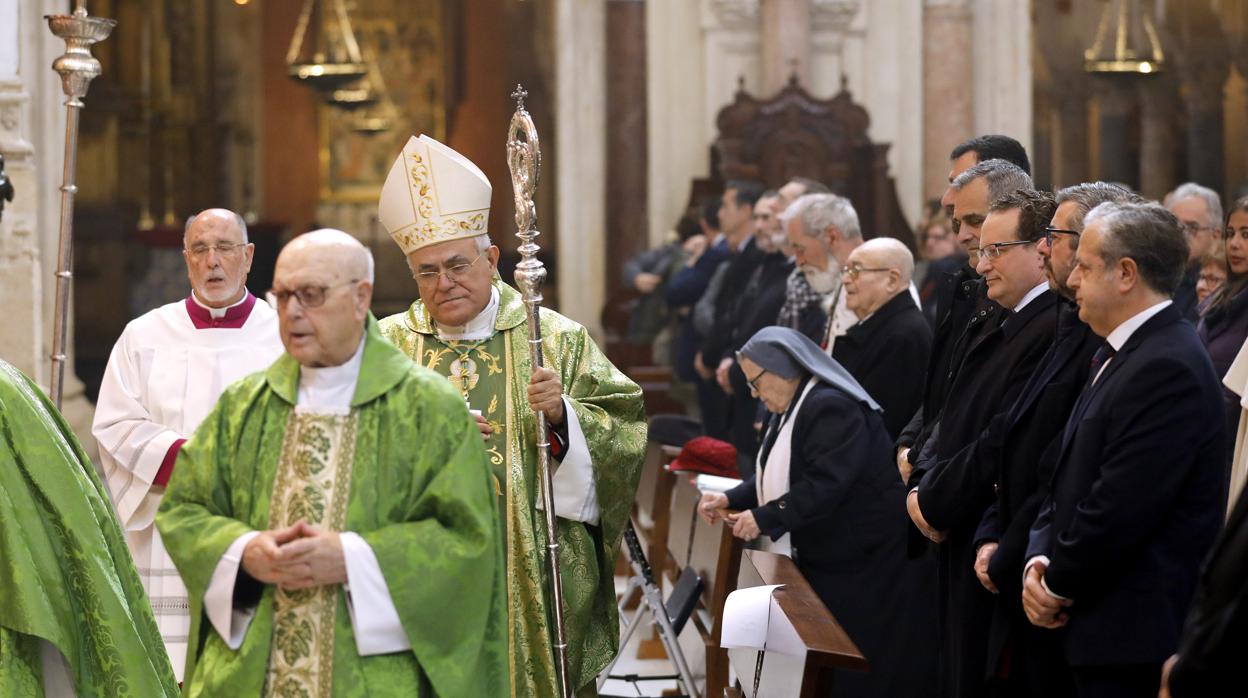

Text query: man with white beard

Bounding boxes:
[93,208,284,680]
[781,193,920,354]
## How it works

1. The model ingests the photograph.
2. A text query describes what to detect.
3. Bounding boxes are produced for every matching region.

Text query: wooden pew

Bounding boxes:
[724,550,867,697]
[632,442,681,577]
[666,473,743,698]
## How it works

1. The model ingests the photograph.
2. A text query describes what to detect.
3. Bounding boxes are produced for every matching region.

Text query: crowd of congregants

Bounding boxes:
[630,134,1247,697]
[3,128,1246,698]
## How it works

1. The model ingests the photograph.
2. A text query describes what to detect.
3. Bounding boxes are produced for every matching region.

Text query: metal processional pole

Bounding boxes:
[44,2,115,408]
[507,84,573,698]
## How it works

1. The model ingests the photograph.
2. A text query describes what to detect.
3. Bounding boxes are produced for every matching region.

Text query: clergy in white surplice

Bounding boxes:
[92,208,283,680]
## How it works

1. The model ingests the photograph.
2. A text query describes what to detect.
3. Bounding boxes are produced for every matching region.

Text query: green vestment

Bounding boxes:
[379,281,647,696]
[155,316,508,696]
[0,360,178,697]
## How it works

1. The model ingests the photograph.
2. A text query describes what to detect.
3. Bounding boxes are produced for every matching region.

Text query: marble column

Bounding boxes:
[555,0,606,337]
[922,0,974,200]
[2,0,97,451]
[605,0,648,297]
[760,0,811,93]
[1095,81,1135,186]
[1138,77,1177,201]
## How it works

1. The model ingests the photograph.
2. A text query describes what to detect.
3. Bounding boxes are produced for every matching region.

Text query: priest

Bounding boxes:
[1,359,178,697]
[92,207,283,680]
[156,229,507,696]
[377,135,646,697]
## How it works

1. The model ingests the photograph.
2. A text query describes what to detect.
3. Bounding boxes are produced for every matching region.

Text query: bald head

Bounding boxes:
[843,237,914,319]
[855,237,915,284]
[182,207,254,307]
[280,228,375,284]
[273,229,374,368]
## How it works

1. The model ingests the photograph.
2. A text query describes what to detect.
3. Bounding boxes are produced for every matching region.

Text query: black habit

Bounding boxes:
[725,381,936,698]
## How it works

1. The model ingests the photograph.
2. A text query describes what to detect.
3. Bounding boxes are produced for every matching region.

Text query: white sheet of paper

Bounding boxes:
[720,584,784,649]
[696,474,744,494]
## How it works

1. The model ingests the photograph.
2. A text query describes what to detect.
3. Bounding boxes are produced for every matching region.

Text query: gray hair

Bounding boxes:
[475,235,493,253]
[1165,182,1223,229]
[1084,201,1188,296]
[1055,182,1143,235]
[184,209,249,244]
[950,158,1034,204]
[779,192,862,241]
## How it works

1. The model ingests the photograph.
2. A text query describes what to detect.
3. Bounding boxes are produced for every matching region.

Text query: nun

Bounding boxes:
[699,326,935,698]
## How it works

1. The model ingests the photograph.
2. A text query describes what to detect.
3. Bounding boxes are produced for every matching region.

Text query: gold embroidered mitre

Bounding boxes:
[379,134,492,254]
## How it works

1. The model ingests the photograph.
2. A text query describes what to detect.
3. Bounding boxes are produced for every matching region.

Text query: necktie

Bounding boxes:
[1088,342,1116,386]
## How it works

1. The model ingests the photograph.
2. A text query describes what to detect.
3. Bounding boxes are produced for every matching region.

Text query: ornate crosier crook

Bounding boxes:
[507,84,572,698]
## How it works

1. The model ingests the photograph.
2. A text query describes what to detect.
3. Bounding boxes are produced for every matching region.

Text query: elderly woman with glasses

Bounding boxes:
[698,326,935,698]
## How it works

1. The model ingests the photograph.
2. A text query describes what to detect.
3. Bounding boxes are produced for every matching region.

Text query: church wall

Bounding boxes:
[645,0,931,246]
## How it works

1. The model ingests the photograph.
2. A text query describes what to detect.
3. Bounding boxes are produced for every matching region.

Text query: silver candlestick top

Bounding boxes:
[45,4,116,101]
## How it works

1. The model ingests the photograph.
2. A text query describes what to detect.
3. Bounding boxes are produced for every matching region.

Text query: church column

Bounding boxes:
[760,0,811,93]
[970,0,1032,149]
[922,0,974,200]
[605,0,648,297]
[555,0,606,337]
[0,0,43,378]
[1095,82,1134,186]
[1137,77,1177,201]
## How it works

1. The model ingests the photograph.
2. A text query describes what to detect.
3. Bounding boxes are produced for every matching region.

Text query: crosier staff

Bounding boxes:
[507,83,572,698]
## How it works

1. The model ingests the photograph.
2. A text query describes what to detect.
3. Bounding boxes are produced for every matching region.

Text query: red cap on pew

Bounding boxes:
[667,436,739,478]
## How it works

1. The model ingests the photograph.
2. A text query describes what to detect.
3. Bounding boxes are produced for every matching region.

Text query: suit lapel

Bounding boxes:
[1055,304,1181,462]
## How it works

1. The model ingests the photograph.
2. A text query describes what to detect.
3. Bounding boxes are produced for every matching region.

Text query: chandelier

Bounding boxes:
[1084,0,1165,75]
[286,0,368,91]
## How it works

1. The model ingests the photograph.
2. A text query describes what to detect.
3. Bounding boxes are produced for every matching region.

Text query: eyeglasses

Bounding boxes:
[840,264,892,280]
[186,242,247,259]
[1198,273,1227,286]
[1180,221,1214,237]
[267,279,359,309]
[413,251,486,286]
[745,367,768,392]
[1043,226,1081,246]
[978,239,1037,260]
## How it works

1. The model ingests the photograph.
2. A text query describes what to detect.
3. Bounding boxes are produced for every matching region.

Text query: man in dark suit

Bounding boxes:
[832,237,932,439]
[918,183,1141,697]
[896,138,1032,485]
[1024,201,1227,698]
[1160,479,1248,697]
[908,188,1059,698]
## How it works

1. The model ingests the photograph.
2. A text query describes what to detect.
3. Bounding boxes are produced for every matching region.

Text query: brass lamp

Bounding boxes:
[286,0,368,91]
[1085,0,1165,75]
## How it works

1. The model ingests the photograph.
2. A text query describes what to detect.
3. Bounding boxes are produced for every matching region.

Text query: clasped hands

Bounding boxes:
[474,366,564,441]
[698,492,761,541]
[242,521,346,590]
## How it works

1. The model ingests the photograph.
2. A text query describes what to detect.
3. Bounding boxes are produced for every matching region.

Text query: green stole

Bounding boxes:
[265,412,358,697]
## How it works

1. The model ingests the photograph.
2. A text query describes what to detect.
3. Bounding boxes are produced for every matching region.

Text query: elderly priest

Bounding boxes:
[377,135,646,697]
[156,229,507,696]
[93,208,283,680]
[1,359,178,697]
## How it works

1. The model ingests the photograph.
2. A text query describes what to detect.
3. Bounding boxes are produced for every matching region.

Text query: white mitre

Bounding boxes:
[378,135,491,254]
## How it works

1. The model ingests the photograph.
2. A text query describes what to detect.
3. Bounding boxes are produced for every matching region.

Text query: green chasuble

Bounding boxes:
[379,281,647,696]
[156,316,508,697]
[0,360,178,697]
